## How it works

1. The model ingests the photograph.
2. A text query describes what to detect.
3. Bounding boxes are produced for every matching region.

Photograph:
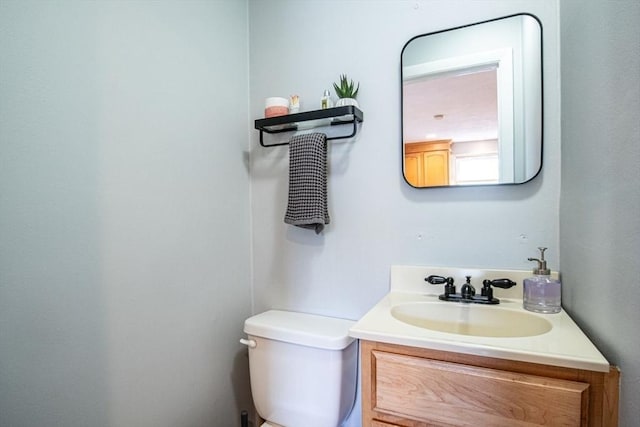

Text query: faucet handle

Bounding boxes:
[425,275,453,285]
[426,275,455,298]
[482,278,517,289]
[480,278,516,301]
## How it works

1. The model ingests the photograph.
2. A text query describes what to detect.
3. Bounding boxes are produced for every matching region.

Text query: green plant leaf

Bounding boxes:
[333,74,359,99]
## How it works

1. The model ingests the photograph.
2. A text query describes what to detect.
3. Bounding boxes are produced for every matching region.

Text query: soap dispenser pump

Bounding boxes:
[523,247,561,313]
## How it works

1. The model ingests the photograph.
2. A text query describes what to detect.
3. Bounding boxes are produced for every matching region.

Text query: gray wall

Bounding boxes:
[0,1,252,426]
[2,1,637,426]
[560,1,640,424]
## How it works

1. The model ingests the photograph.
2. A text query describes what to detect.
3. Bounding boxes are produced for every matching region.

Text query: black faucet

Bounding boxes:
[425,275,516,305]
[460,276,475,299]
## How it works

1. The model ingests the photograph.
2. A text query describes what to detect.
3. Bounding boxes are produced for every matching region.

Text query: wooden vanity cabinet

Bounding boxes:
[361,340,619,427]
[404,140,452,187]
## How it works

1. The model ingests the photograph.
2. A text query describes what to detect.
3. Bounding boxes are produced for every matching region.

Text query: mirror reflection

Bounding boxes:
[401,14,543,187]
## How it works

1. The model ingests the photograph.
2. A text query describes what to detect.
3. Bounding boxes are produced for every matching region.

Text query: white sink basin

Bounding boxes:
[391,302,552,337]
[349,266,610,372]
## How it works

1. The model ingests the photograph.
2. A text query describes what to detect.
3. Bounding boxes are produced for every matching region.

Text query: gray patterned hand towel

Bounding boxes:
[284,132,330,234]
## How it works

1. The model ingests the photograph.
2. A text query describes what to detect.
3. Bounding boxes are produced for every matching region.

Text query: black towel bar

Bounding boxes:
[254,105,364,147]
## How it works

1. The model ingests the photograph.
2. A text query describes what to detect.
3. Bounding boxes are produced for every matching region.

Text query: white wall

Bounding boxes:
[249,2,559,425]
[0,1,252,426]
[559,1,640,424]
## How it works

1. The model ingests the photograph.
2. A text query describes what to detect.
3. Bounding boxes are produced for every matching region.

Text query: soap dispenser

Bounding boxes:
[523,247,561,313]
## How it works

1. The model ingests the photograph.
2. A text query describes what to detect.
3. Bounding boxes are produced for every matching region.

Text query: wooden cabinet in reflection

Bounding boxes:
[404,140,451,187]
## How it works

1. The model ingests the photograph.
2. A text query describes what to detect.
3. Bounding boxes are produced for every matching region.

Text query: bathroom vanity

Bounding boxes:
[360,341,617,426]
[350,266,620,427]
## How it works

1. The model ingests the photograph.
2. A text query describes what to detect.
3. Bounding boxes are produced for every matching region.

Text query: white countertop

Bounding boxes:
[349,265,610,373]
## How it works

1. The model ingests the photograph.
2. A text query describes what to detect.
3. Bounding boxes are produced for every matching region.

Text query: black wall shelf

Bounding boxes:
[254,105,364,147]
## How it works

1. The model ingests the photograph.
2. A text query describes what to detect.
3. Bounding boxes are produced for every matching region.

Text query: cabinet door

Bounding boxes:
[403,151,449,187]
[404,152,423,186]
[423,150,449,186]
[373,351,589,426]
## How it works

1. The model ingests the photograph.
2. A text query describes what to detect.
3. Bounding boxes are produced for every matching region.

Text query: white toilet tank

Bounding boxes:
[243,310,357,427]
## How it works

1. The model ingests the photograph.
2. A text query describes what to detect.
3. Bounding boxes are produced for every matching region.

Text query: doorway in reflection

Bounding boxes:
[403,68,500,187]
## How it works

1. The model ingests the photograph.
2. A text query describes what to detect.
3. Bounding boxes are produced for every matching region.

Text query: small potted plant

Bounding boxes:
[333,74,360,107]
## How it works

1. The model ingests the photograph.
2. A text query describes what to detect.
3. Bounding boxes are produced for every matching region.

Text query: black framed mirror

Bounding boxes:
[401,13,543,187]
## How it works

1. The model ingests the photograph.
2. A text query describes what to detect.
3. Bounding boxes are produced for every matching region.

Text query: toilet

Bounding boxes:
[241,310,358,427]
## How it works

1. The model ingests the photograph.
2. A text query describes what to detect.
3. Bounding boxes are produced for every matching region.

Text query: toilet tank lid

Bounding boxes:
[244,310,356,350]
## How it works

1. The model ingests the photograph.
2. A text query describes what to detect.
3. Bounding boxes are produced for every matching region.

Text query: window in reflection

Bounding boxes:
[453,154,499,185]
